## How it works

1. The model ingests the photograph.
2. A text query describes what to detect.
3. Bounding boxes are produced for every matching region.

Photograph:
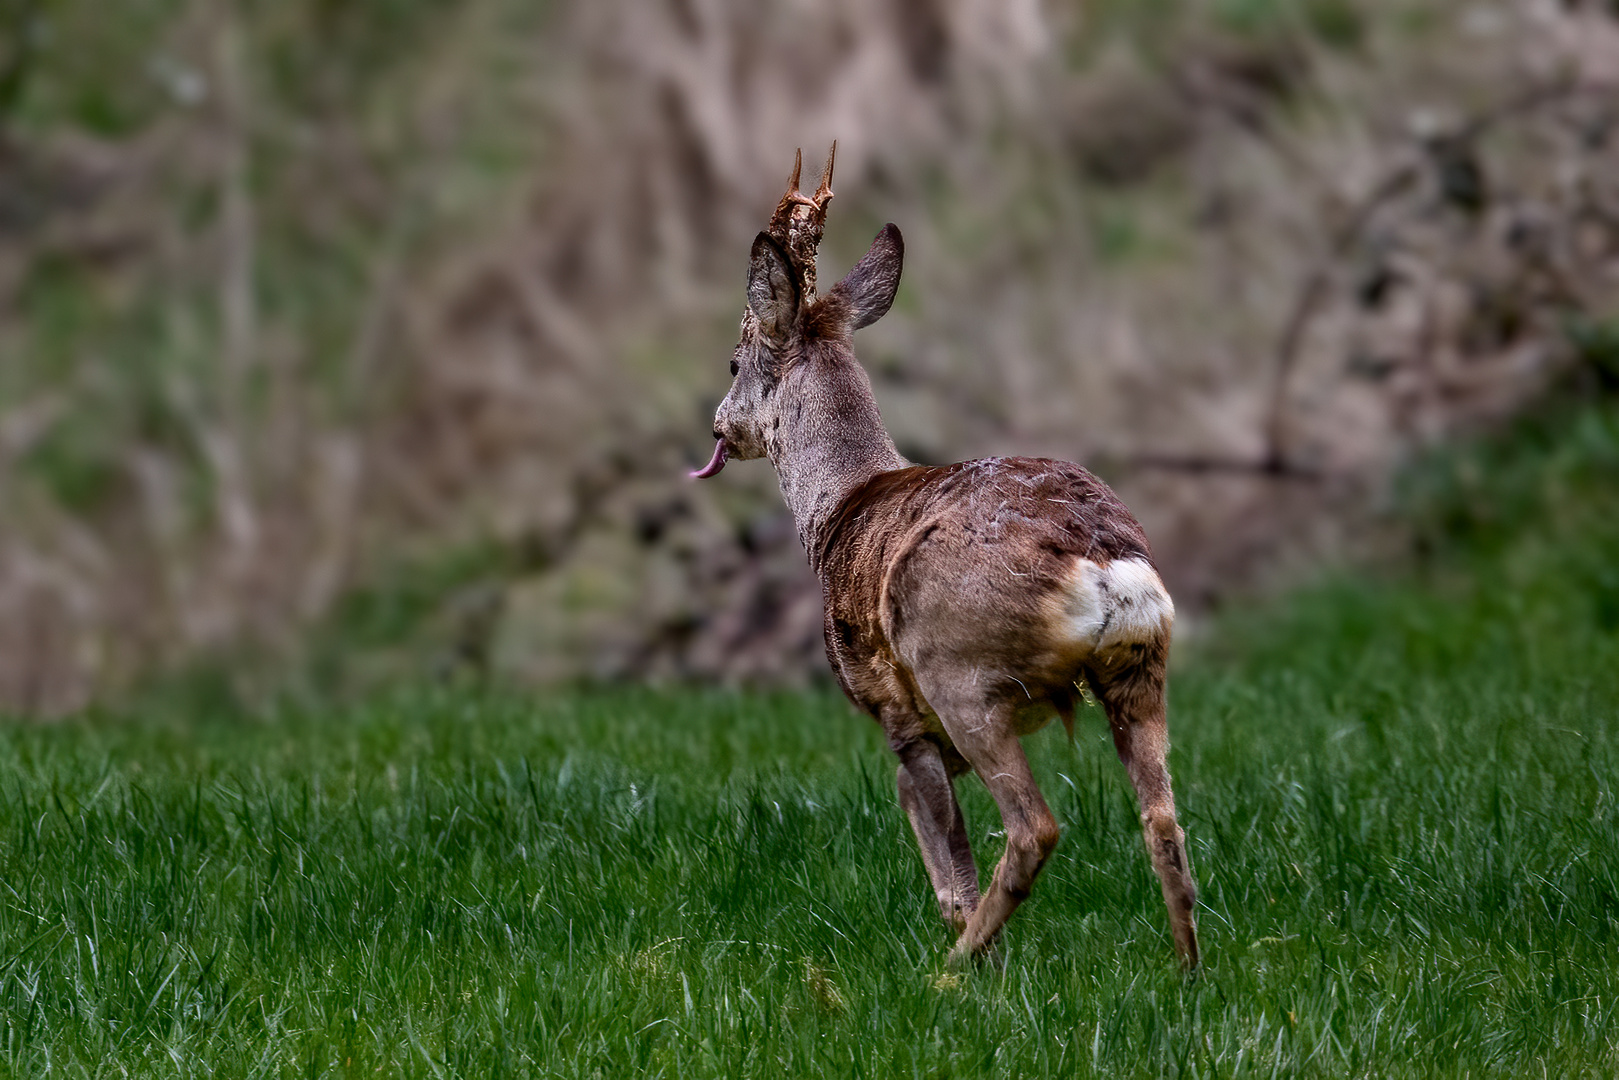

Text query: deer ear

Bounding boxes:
[829,223,903,331]
[747,232,800,341]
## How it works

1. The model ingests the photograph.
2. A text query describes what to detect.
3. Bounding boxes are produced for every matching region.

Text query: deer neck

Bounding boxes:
[768,353,905,566]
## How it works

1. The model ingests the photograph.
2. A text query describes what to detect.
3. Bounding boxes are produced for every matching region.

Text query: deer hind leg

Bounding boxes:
[895,741,980,933]
[916,696,1060,966]
[1097,664,1201,969]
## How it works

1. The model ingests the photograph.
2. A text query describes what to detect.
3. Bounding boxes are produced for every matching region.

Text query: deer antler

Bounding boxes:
[767,142,837,299]
[812,141,835,206]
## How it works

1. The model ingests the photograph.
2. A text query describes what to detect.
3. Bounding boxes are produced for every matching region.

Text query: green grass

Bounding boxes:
[3,400,1619,1077]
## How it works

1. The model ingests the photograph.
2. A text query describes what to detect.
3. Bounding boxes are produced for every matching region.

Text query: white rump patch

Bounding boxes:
[1059,557,1174,652]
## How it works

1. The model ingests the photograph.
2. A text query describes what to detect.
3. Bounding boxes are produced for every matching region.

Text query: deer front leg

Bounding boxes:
[1098,667,1201,970]
[895,741,980,933]
[922,699,1060,966]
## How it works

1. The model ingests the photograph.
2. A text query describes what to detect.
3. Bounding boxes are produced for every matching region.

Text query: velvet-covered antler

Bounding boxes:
[765,142,836,300]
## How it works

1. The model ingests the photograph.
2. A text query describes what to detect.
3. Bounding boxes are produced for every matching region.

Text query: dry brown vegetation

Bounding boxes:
[1,0,1617,713]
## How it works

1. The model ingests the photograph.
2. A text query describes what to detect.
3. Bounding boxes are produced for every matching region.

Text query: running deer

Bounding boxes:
[691,145,1200,968]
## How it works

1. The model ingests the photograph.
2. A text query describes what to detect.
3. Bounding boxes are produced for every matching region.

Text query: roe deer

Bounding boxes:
[692,145,1200,968]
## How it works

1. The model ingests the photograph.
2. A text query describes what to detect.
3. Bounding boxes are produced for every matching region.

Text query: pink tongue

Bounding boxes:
[690,438,728,479]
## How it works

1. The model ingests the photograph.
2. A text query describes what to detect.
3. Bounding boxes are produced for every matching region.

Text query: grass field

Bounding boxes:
[2,401,1618,1077]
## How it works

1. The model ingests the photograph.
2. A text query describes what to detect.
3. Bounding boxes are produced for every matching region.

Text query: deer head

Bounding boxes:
[691,143,905,479]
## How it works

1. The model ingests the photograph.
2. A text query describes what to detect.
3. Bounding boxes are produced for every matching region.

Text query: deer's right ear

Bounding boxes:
[828,223,903,331]
[747,232,800,342]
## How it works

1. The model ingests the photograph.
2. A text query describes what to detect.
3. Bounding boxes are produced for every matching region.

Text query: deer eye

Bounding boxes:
[730,359,740,377]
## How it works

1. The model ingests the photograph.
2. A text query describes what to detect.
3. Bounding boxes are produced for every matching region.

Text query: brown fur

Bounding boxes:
[699,152,1200,968]
[813,456,1153,732]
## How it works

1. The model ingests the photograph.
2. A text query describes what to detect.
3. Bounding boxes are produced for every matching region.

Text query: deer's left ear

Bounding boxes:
[747,232,800,342]
[828,223,903,331]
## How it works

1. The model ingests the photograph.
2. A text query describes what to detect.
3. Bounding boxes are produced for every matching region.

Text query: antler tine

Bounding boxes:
[786,148,804,200]
[773,147,820,223]
[812,140,836,207]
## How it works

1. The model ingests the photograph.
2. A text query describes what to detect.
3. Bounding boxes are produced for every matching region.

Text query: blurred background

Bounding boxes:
[0,0,1615,715]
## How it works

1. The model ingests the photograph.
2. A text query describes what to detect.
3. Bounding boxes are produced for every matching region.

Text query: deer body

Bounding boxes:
[696,148,1200,968]
[816,458,1169,732]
